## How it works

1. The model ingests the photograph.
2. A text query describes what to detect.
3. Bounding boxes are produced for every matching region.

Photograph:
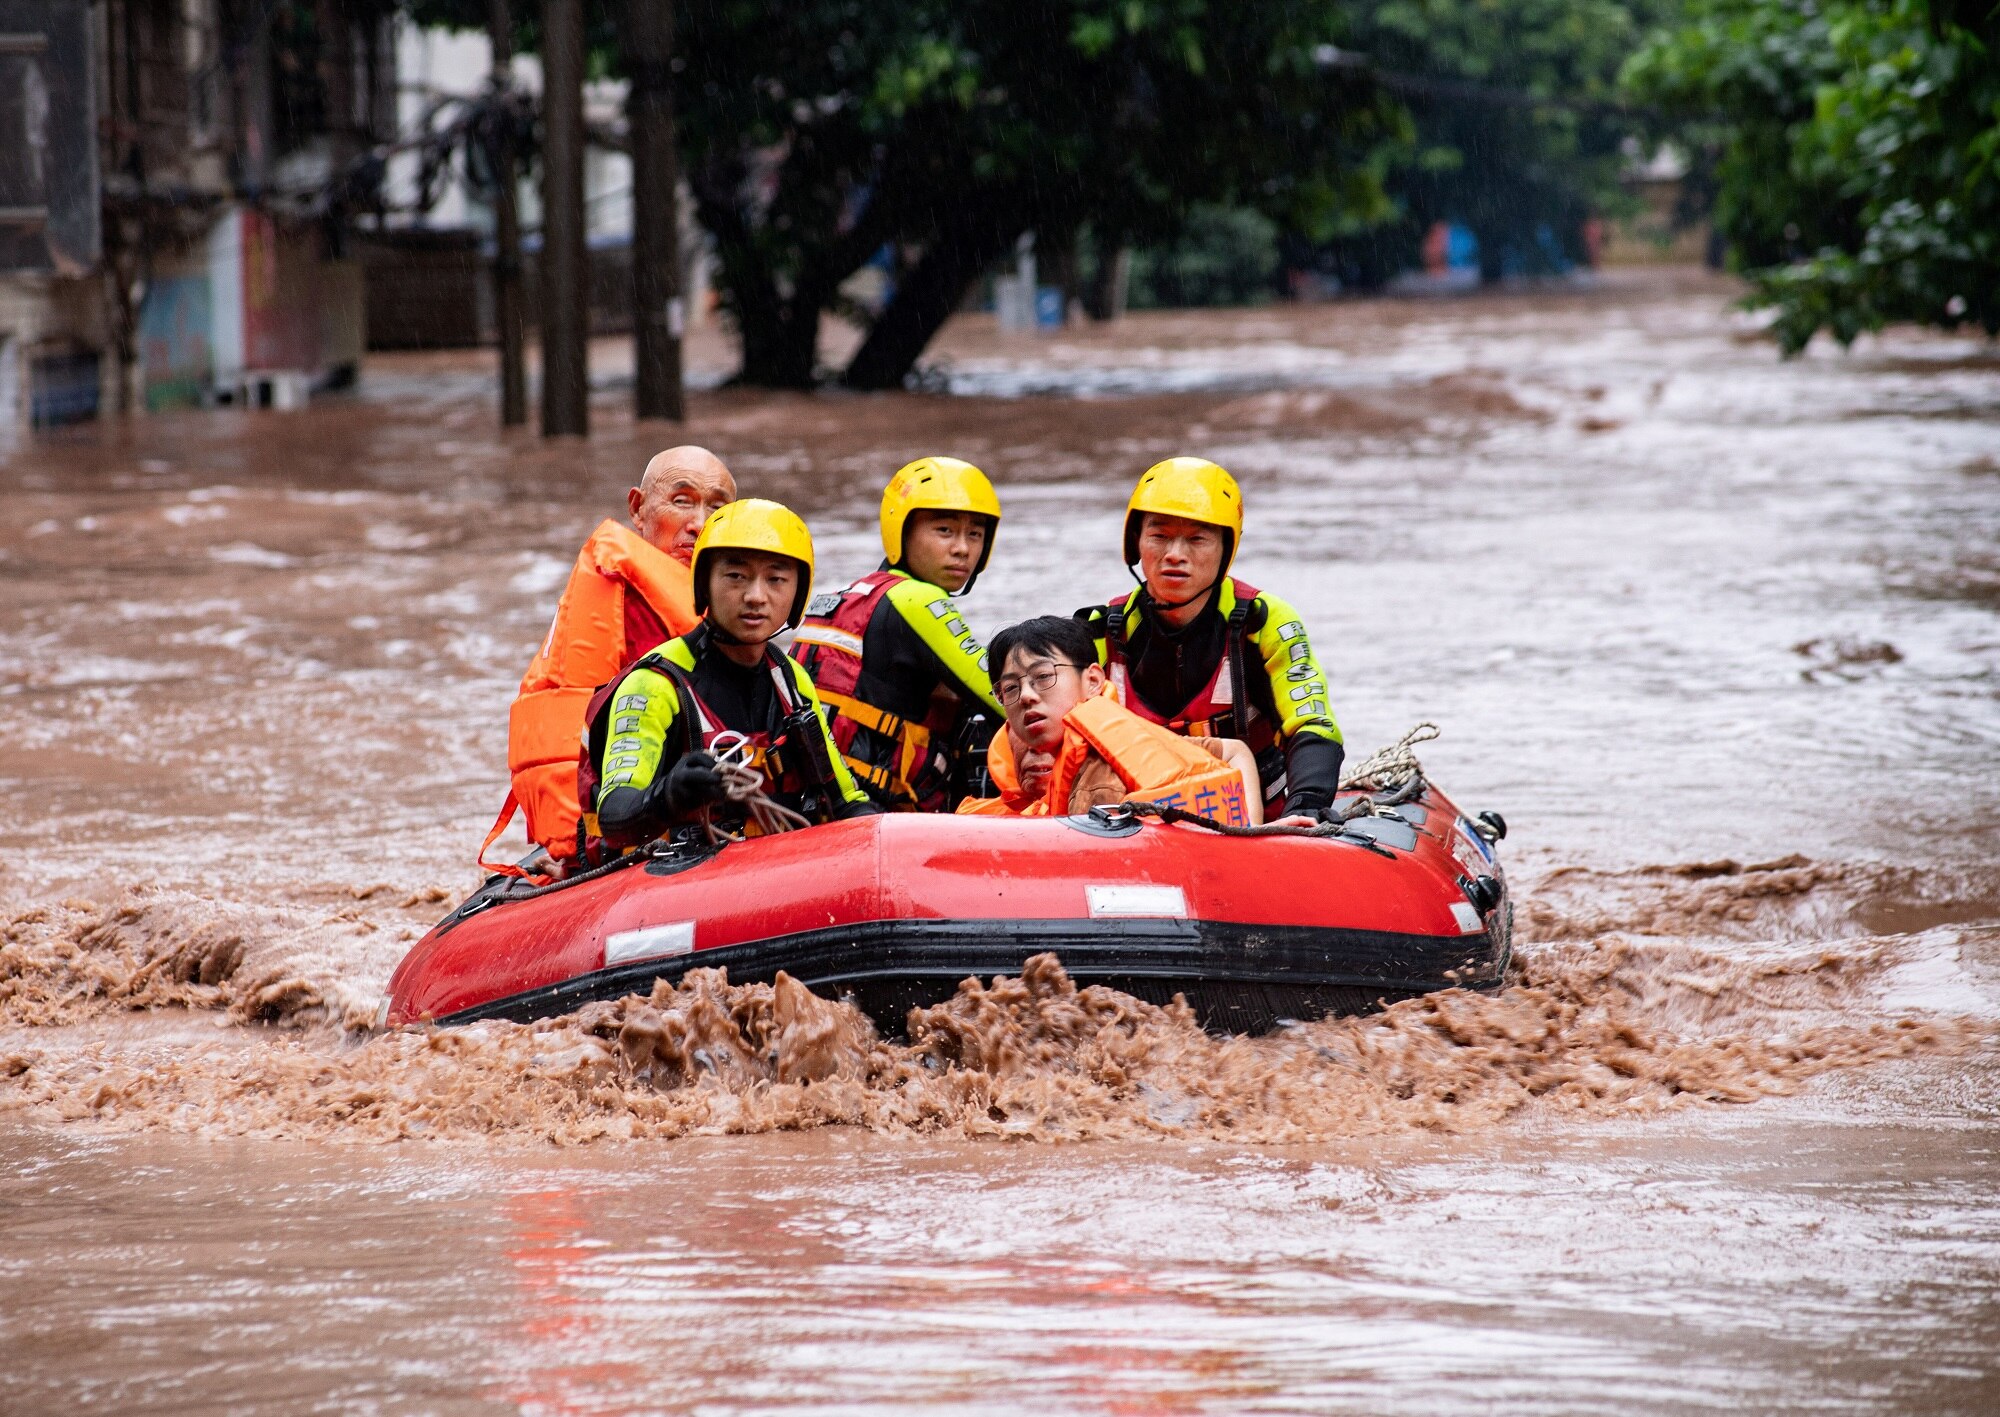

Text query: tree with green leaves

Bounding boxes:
[1308,0,1655,287]
[1625,0,2000,350]
[675,1,1398,388]
[412,0,1399,388]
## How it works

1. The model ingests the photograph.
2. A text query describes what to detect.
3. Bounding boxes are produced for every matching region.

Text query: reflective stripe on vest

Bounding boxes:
[791,623,865,659]
[794,568,941,807]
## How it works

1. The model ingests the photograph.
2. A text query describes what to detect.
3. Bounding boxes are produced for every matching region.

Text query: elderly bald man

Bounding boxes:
[626,445,739,571]
[481,446,739,875]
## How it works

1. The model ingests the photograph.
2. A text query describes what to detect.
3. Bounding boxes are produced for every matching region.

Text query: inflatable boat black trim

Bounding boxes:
[428,916,1509,1036]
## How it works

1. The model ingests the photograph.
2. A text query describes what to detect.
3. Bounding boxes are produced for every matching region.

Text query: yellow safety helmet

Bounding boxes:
[880,456,1002,582]
[1123,456,1244,570]
[692,498,816,628]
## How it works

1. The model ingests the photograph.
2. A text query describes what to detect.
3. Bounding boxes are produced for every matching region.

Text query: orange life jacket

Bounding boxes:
[479,520,697,874]
[955,688,1251,824]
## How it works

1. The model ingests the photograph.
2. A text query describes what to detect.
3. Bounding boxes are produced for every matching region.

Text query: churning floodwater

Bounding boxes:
[2,270,1998,1412]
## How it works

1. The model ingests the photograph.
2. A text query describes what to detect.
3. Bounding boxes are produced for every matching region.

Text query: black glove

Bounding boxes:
[1280,736,1344,821]
[664,751,728,815]
[1280,788,1333,821]
[834,798,885,820]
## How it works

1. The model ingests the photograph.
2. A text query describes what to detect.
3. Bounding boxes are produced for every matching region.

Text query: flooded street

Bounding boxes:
[3,270,1998,1411]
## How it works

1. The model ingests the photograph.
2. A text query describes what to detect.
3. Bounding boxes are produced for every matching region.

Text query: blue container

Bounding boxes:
[1034,286,1066,329]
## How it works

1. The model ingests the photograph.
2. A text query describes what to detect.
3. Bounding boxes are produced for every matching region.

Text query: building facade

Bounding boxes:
[0,0,393,431]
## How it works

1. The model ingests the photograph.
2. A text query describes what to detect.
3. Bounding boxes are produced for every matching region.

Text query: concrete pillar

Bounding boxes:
[625,0,683,421]
[538,0,588,437]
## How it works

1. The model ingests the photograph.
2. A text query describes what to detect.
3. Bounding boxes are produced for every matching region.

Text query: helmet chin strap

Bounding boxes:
[699,556,806,644]
[1129,561,1218,613]
[896,559,981,597]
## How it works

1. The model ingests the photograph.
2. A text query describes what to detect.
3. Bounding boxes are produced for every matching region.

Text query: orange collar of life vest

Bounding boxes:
[985,686,1227,816]
[586,519,697,638]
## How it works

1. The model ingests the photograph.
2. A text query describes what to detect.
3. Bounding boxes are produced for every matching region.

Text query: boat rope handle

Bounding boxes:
[1110,800,1398,856]
[1338,722,1439,792]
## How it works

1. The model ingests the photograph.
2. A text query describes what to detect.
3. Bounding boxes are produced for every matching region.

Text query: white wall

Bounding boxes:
[388,23,632,243]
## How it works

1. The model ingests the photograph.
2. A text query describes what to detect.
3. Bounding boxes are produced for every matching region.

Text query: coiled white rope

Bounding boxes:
[1338,722,1439,792]
[703,733,814,844]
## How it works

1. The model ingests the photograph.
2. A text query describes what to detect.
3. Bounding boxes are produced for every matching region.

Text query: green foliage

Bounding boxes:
[1124,205,1284,308]
[408,0,1400,383]
[1626,0,2000,350]
[1317,0,1657,285]
[405,0,1669,373]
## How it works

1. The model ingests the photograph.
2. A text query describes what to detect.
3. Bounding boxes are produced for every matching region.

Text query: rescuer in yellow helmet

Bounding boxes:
[793,456,1005,811]
[1076,457,1344,822]
[578,499,874,859]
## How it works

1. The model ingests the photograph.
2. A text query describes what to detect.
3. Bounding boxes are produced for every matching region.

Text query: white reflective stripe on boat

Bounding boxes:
[605,920,696,966]
[1087,884,1187,919]
[792,624,865,657]
[1449,902,1484,934]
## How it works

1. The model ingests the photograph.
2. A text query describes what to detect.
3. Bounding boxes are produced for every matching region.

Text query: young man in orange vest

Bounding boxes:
[793,457,1003,811]
[957,616,1261,821]
[482,446,737,874]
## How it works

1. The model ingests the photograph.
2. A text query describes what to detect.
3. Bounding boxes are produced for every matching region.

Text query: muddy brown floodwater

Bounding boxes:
[2,269,1998,1413]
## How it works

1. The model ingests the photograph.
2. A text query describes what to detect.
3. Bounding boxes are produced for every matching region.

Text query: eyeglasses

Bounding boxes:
[995,662,1079,706]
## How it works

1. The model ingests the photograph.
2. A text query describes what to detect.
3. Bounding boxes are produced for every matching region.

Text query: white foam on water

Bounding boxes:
[207,543,298,569]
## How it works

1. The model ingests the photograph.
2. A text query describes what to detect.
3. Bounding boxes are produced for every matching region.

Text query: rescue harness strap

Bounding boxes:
[816,689,931,796]
[1105,592,1256,741]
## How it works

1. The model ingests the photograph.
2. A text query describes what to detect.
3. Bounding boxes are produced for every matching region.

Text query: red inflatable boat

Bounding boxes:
[385,780,1511,1036]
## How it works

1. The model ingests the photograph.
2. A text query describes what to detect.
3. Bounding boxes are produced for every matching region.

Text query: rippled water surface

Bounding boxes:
[2,271,1998,1412]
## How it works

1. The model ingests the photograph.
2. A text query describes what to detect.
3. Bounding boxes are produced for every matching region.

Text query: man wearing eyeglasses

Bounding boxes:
[957,616,1262,821]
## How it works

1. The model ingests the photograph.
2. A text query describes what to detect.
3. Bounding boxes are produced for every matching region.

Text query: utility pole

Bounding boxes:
[487,0,527,426]
[315,0,362,174]
[625,0,685,420]
[539,0,589,437]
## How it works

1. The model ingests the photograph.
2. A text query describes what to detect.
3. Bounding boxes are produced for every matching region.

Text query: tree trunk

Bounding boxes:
[686,173,821,389]
[102,215,142,416]
[314,0,360,171]
[539,0,589,436]
[487,0,527,427]
[1082,228,1130,322]
[843,222,1021,391]
[733,296,821,388]
[624,0,684,420]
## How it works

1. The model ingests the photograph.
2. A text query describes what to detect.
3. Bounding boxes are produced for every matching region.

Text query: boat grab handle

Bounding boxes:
[1122,800,1397,856]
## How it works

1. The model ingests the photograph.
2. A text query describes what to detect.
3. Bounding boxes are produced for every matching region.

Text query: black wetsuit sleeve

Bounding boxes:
[881,578,1000,714]
[1280,736,1346,818]
[596,780,675,839]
